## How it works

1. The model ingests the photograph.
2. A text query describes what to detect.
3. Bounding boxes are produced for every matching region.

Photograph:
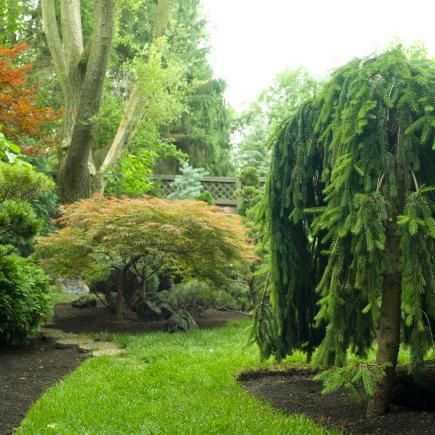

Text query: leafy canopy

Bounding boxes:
[236,67,318,175]
[36,195,253,287]
[0,44,58,154]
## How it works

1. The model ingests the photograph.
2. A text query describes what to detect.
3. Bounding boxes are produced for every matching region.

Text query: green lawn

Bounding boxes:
[18,320,335,434]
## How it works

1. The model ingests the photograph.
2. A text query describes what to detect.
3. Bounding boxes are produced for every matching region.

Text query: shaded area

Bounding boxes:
[0,339,86,435]
[50,301,250,334]
[240,370,435,434]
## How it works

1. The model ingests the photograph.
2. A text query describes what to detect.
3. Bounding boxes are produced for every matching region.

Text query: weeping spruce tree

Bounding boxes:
[264,46,435,416]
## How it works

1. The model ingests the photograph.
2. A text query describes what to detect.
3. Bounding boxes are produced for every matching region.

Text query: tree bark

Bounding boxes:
[367,127,405,416]
[116,268,126,321]
[41,0,116,203]
[43,0,172,201]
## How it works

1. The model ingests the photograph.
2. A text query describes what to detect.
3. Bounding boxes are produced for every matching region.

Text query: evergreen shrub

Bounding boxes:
[0,250,51,346]
[169,279,246,312]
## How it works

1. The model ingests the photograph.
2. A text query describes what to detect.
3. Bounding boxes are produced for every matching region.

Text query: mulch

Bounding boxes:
[50,301,250,333]
[0,302,250,435]
[0,338,86,435]
[240,370,435,434]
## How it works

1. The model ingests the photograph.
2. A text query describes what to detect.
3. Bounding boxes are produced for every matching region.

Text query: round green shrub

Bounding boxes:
[0,199,41,256]
[0,251,51,346]
[238,166,259,187]
[169,279,243,312]
[196,191,214,205]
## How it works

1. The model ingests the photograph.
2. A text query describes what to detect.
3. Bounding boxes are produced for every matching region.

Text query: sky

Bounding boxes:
[202,0,435,111]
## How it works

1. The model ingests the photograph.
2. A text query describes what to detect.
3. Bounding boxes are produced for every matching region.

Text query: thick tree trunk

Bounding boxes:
[58,0,115,203]
[366,218,402,416]
[42,0,116,203]
[44,0,171,201]
[367,128,405,417]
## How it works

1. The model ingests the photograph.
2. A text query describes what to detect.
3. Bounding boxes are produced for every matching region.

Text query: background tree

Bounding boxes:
[41,0,116,202]
[38,0,231,202]
[0,1,33,45]
[104,0,233,177]
[96,0,172,184]
[261,46,435,416]
[235,68,317,175]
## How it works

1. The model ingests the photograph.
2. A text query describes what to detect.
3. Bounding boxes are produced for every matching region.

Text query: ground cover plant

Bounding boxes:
[17,320,330,434]
[259,46,435,416]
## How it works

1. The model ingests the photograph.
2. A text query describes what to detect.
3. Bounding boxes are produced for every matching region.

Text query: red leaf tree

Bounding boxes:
[0,43,58,155]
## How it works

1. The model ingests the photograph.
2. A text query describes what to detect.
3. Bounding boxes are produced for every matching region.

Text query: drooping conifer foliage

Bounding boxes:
[263,46,435,415]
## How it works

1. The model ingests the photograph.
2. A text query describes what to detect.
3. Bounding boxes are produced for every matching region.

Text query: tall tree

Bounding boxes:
[236,68,317,175]
[262,46,435,416]
[41,0,116,202]
[158,0,233,175]
[0,43,57,154]
[41,0,220,200]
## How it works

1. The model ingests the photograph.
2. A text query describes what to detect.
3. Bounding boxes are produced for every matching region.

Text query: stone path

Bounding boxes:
[40,328,123,357]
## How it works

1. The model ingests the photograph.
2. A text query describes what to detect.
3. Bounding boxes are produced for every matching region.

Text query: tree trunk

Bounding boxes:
[367,127,405,417]
[41,0,116,203]
[43,0,171,201]
[116,268,127,321]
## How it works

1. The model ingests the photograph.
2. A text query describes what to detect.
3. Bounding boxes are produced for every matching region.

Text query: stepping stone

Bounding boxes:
[41,328,79,341]
[41,327,122,357]
[55,339,79,350]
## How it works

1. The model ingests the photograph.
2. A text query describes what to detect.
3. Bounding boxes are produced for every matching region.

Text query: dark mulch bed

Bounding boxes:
[240,370,435,434]
[50,301,250,334]
[0,338,86,435]
[0,302,249,434]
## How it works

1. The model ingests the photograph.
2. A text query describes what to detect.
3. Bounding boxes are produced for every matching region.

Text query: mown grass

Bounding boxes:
[18,320,335,434]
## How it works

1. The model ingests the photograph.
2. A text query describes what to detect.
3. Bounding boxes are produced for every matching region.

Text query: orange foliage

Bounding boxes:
[36,195,254,285]
[0,44,59,155]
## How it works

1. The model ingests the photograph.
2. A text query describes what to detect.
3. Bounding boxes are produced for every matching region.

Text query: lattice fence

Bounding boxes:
[154,176,240,206]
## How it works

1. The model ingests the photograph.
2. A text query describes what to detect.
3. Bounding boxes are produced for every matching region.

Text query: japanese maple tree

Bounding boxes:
[0,43,57,155]
[36,195,254,319]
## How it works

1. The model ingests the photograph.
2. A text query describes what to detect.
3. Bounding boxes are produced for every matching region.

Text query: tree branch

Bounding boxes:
[60,0,84,73]
[98,0,171,177]
[41,0,65,91]
[98,86,142,173]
